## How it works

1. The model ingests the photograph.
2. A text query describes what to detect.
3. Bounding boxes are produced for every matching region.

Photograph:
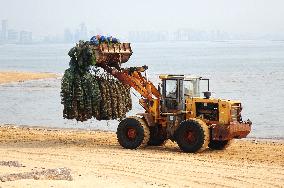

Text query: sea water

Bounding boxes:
[0,41,284,139]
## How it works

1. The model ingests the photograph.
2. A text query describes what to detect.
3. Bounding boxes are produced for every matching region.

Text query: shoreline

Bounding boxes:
[2,123,284,142]
[0,71,59,84]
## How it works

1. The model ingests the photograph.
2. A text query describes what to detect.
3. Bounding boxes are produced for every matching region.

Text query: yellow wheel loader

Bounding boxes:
[94,43,252,153]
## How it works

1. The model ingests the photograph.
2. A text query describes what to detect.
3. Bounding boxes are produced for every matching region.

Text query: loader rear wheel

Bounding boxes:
[175,119,209,153]
[208,140,231,150]
[116,116,150,149]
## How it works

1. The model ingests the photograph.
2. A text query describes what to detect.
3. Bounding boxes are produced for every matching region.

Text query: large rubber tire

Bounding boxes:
[116,116,150,149]
[208,140,231,150]
[148,126,166,146]
[175,119,209,153]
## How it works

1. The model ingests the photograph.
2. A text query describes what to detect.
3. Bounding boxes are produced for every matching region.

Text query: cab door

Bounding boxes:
[161,79,184,112]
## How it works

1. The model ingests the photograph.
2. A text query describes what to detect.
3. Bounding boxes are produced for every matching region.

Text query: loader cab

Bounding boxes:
[159,75,209,113]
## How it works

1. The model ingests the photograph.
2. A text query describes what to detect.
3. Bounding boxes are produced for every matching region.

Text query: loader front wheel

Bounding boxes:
[208,140,231,150]
[175,119,209,153]
[117,116,150,149]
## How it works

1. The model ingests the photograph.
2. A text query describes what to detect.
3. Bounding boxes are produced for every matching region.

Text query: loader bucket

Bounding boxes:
[91,43,133,66]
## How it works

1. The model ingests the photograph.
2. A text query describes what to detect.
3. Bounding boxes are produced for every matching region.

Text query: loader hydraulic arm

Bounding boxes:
[99,63,161,119]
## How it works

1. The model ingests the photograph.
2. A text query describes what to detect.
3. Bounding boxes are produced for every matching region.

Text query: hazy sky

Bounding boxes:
[1,0,284,36]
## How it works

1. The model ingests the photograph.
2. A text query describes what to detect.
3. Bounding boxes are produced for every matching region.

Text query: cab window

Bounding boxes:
[184,79,200,97]
[184,81,194,97]
[165,80,177,98]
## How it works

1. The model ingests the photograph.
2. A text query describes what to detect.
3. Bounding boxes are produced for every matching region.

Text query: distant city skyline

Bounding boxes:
[0,19,33,44]
[1,18,284,44]
[1,0,284,37]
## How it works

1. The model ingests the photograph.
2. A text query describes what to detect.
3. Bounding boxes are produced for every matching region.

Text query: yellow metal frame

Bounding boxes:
[186,98,241,125]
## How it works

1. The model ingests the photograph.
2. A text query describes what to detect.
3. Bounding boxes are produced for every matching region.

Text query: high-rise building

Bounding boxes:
[64,28,73,43]
[79,23,88,40]
[1,20,8,41]
[7,29,19,43]
[19,31,32,44]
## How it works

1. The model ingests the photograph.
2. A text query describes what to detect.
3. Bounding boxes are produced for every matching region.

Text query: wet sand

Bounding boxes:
[0,71,58,84]
[0,125,283,188]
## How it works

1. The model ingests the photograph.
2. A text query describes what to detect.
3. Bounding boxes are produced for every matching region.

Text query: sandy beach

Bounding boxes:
[0,72,283,187]
[0,125,283,188]
[0,71,58,84]
[1,0,284,185]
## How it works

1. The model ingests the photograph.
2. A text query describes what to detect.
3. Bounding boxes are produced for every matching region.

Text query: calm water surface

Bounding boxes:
[0,41,284,138]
